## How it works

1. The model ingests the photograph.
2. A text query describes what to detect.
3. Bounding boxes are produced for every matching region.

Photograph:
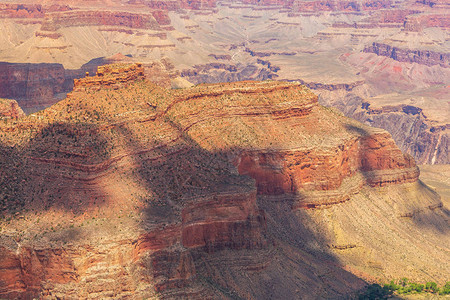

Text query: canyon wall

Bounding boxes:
[0,3,71,18]
[0,69,442,298]
[364,42,449,67]
[237,0,393,11]
[0,62,75,111]
[40,10,166,31]
[132,0,217,10]
[404,13,450,31]
[316,88,448,164]
[353,103,448,164]
[73,63,145,91]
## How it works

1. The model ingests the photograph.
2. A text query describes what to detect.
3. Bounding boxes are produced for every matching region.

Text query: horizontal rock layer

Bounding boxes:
[0,69,438,298]
[364,42,449,68]
[41,10,165,31]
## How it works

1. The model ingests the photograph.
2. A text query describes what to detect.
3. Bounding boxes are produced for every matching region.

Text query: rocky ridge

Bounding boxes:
[0,0,448,168]
[73,63,145,91]
[40,10,168,31]
[0,64,447,298]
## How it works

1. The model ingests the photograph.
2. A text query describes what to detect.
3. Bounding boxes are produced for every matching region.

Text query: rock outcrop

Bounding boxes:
[181,63,279,84]
[353,102,449,164]
[364,42,449,67]
[165,81,420,208]
[237,0,393,11]
[131,0,217,10]
[0,62,447,299]
[0,3,71,19]
[40,10,166,31]
[404,13,450,31]
[73,63,145,91]
[292,0,392,12]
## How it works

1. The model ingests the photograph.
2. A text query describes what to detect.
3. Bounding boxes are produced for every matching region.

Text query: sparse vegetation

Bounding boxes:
[357,284,393,299]
[359,279,450,299]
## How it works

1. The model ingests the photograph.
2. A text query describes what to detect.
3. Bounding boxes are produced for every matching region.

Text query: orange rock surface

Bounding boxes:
[73,63,145,91]
[0,64,447,298]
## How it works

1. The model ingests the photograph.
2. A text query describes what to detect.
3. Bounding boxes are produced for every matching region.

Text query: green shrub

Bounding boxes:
[425,282,438,293]
[382,279,447,295]
[384,280,400,292]
[358,284,393,300]
[410,282,424,293]
[440,282,450,295]
[399,278,409,287]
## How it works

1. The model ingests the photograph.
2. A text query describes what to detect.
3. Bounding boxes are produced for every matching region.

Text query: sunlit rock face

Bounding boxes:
[0,65,447,298]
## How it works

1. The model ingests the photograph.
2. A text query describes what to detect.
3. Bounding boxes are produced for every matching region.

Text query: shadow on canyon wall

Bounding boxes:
[1,101,448,297]
[0,117,368,298]
[0,57,132,114]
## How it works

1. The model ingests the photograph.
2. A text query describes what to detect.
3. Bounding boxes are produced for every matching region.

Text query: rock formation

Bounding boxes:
[0,98,25,119]
[364,42,449,67]
[40,10,165,31]
[404,13,450,31]
[73,63,145,91]
[0,0,448,169]
[0,65,447,298]
[0,62,73,113]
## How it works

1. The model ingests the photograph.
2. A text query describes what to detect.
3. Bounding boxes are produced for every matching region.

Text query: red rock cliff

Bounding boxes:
[0,62,71,110]
[40,10,163,31]
[0,77,430,298]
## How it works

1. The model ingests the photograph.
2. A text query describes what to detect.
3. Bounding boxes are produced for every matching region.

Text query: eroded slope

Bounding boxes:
[0,64,448,299]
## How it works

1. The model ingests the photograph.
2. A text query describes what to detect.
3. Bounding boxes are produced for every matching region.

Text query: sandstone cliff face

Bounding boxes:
[364,42,449,67]
[73,63,145,91]
[0,3,170,28]
[404,13,450,31]
[291,0,392,11]
[41,10,163,31]
[238,0,393,10]
[0,3,45,18]
[181,63,279,84]
[166,81,420,208]
[131,0,216,10]
[317,89,449,164]
[0,62,74,112]
[336,51,449,164]
[0,67,447,298]
[352,103,449,164]
[0,3,71,19]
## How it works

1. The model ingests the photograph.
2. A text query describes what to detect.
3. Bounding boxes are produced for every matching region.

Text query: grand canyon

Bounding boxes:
[0,0,448,298]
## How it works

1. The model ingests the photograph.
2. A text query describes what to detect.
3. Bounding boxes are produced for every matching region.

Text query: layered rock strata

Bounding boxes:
[0,65,447,298]
[364,42,449,67]
[73,63,145,91]
[40,10,166,31]
[0,62,73,112]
